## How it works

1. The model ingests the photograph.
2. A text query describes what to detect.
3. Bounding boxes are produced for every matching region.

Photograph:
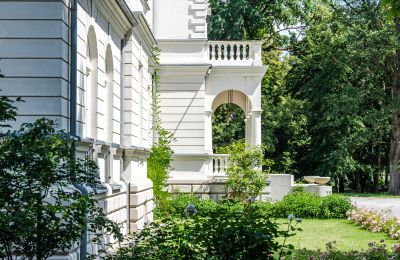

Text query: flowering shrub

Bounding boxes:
[292,240,400,259]
[347,207,400,239]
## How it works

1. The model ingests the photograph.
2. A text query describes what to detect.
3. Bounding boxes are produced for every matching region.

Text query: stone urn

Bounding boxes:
[304,176,318,184]
[314,177,330,185]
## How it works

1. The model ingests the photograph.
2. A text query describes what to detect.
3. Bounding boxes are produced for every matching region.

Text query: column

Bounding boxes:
[244,114,252,145]
[251,110,262,146]
[204,110,213,153]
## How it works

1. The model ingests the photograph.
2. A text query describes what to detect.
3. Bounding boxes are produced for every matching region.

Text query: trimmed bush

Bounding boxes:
[273,190,351,219]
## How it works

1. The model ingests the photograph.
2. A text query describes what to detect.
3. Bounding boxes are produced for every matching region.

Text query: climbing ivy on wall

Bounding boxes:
[147,47,175,207]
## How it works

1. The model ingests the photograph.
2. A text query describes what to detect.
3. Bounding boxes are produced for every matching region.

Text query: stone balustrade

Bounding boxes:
[212,154,229,174]
[208,41,263,66]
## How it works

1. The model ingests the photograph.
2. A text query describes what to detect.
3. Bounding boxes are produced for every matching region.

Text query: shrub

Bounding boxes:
[273,190,351,219]
[347,207,400,239]
[321,194,352,218]
[0,119,122,259]
[219,139,268,202]
[154,193,219,219]
[107,202,295,259]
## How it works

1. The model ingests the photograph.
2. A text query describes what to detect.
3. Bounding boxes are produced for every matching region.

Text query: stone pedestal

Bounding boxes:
[303,184,332,196]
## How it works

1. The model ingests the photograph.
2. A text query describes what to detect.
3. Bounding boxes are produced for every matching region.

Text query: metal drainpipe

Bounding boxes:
[119,36,131,234]
[69,0,89,259]
[152,73,157,144]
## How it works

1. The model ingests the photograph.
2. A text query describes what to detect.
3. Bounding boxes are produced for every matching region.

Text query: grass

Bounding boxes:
[342,192,400,198]
[277,219,398,251]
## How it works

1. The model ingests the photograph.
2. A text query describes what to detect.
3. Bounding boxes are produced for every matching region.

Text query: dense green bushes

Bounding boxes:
[109,201,294,259]
[274,191,352,219]
[161,191,351,220]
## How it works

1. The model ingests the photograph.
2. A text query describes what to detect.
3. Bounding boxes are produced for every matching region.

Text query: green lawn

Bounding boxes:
[276,219,398,251]
[342,192,400,198]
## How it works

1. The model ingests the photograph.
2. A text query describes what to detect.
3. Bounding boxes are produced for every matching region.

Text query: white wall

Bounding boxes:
[0,1,69,130]
[153,0,207,40]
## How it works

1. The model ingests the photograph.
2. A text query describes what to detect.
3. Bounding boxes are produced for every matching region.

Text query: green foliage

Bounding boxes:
[208,0,312,46]
[212,103,245,150]
[219,140,268,201]
[0,92,21,129]
[273,190,351,219]
[262,52,310,176]
[108,202,294,259]
[291,241,400,260]
[287,1,396,190]
[147,47,175,209]
[383,0,400,18]
[155,193,219,219]
[0,119,122,259]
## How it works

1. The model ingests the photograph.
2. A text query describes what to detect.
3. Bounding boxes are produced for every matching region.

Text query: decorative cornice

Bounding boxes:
[209,66,267,77]
[159,64,211,76]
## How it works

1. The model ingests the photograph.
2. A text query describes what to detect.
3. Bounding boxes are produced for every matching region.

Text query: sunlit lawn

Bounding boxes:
[276,219,398,252]
[342,192,400,198]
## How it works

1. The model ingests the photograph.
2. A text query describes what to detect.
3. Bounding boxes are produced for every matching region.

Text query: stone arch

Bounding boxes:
[211,89,252,115]
[105,44,114,143]
[85,25,98,139]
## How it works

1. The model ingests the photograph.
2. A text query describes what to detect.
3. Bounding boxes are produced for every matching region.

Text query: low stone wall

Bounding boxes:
[166,174,333,201]
[166,176,271,201]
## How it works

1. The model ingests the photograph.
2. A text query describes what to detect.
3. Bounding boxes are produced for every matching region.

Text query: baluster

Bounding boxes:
[220,157,226,174]
[227,44,231,60]
[209,44,213,60]
[221,44,225,60]
[233,44,237,60]
[246,44,250,60]
[240,44,244,60]
[213,157,216,173]
[215,44,219,60]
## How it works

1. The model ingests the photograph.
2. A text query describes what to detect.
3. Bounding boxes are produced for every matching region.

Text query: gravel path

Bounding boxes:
[350,197,400,217]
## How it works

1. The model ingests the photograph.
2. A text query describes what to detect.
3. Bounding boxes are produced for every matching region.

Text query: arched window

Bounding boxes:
[85,26,98,139]
[105,45,114,143]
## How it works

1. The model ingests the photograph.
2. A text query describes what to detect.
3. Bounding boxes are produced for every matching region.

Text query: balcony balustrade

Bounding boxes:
[208,41,263,66]
[212,154,229,174]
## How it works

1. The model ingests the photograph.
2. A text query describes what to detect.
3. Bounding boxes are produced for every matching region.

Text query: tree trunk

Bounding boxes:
[355,172,361,193]
[373,143,381,193]
[338,176,345,193]
[389,19,400,195]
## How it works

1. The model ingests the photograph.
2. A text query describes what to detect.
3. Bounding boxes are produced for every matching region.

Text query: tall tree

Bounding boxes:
[288,0,395,192]
[382,0,400,194]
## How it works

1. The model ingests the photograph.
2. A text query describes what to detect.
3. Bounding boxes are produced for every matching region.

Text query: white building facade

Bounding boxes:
[153,0,266,199]
[0,0,156,258]
[0,0,266,258]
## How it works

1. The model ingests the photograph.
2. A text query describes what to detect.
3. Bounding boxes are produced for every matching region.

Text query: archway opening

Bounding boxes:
[212,103,245,152]
[211,89,252,153]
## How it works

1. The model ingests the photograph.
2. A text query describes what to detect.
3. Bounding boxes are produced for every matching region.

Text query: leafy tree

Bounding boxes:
[0,118,122,259]
[262,51,310,176]
[287,0,395,192]
[208,0,312,46]
[219,140,268,201]
[0,92,19,129]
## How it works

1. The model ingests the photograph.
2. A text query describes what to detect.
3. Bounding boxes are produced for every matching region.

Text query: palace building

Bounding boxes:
[0,0,265,258]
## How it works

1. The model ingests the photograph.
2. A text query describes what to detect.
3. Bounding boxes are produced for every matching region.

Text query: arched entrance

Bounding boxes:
[205,89,261,154]
[211,89,251,150]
